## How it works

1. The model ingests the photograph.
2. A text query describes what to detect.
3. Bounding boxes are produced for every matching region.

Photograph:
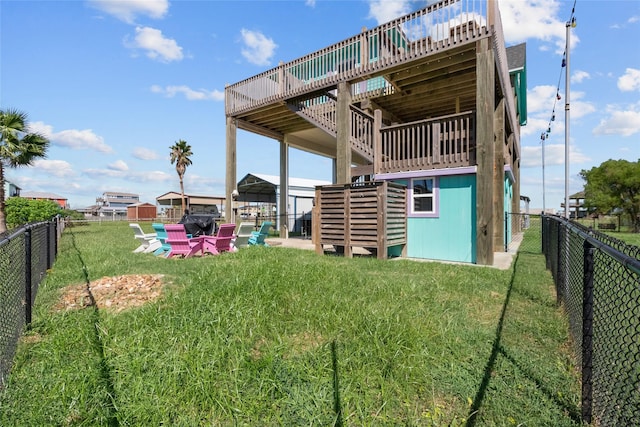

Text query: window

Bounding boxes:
[411,177,436,215]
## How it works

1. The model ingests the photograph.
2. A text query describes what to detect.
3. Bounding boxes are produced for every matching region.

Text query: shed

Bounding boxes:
[127,202,157,220]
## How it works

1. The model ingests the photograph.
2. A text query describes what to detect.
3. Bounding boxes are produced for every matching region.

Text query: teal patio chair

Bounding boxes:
[248,221,272,246]
[151,223,171,256]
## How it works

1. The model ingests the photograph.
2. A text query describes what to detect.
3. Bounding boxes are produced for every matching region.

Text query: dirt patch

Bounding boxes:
[55,274,165,313]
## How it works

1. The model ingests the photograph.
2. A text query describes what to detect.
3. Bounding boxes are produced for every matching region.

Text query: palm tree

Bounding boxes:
[169,139,193,214]
[0,108,50,233]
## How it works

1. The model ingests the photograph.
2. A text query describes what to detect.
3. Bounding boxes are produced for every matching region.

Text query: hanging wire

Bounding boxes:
[541,0,577,144]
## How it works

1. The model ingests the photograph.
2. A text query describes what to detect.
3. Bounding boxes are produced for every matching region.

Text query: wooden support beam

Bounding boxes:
[475,38,495,266]
[336,81,352,184]
[225,116,237,224]
[493,98,505,251]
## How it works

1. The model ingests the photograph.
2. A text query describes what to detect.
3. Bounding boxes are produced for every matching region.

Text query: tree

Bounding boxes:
[169,139,193,214]
[580,159,640,232]
[0,108,50,233]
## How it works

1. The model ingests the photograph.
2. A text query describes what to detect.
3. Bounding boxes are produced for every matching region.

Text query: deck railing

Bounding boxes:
[377,111,475,174]
[225,0,490,116]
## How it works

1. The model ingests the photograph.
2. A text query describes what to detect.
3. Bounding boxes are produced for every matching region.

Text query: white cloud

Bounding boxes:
[521,143,590,168]
[108,160,129,171]
[367,0,412,25]
[126,26,183,63]
[498,0,578,53]
[526,85,561,114]
[150,85,224,101]
[133,147,160,160]
[572,70,590,84]
[82,167,172,182]
[240,29,277,66]
[618,68,640,92]
[305,0,316,6]
[30,121,113,153]
[31,159,76,178]
[54,129,113,153]
[88,0,169,24]
[593,104,640,137]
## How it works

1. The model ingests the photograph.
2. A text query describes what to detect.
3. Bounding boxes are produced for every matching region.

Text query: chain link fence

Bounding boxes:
[0,218,63,391]
[542,214,640,425]
[507,212,542,254]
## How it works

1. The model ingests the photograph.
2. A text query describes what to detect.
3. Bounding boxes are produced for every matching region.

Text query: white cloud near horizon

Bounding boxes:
[31,159,76,178]
[593,103,640,137]
[83,167,173,182]
[29,121,113,153]
[240,29,277,66]
[150,85,224,101]
[521,143,590,168]
[133,147,160,160]
[88,0,169,24]
[618,68,640,92]
[108,160,129,171]
[126,26,184,62]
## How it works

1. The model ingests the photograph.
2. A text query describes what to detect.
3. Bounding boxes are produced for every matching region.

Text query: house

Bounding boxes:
[4,180,21,198]
[235,173,331,237]
[96,191,140,218]
[223,0,525,265]
[21,191,68,209]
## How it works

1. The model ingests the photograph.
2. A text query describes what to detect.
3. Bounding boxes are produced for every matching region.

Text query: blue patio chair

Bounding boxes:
[151,223,171,256]
[248,221,272,246]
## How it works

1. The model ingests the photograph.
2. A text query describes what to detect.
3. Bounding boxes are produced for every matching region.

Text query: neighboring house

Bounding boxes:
[97,191,140,218]
[4,180,21,198]
[21,191,68,209]
[223,0,526,265]
[236,173,331,236]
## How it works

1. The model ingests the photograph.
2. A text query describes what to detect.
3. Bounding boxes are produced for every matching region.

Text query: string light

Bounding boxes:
[540,0,577,144]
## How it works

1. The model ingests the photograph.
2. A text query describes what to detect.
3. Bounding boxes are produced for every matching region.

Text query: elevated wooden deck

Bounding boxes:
[313,181,406,259]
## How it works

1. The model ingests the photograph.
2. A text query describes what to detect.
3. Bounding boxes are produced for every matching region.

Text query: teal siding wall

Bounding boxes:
[405,175,476,263]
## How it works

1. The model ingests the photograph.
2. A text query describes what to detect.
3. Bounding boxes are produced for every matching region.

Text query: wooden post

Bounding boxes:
[225,116,237,224]
[314,187,323,254]
[336,81,352,184]
[373,109,382,174]
[475,38,495,266]
[377,182,387,259]
[493,98,505,251]
[279,138,289,238]
[511,137,521,232]
[344,185,352,258]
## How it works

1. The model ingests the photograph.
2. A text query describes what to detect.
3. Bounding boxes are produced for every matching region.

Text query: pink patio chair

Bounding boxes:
[165,224,203,258]
[202,223,236,255]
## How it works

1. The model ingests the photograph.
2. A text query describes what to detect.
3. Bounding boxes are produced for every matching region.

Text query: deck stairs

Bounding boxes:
[287,93,375,166]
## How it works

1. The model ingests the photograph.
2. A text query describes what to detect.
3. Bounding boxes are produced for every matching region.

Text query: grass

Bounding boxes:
[0,222,581,426]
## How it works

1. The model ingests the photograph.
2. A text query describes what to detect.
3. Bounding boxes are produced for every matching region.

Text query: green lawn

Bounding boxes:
[0,222,581,426]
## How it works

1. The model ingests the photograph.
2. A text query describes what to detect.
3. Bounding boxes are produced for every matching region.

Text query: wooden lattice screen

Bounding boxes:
[313,181,406,259]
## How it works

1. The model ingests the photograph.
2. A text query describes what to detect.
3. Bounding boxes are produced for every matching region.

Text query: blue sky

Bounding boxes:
[1,0,638,210]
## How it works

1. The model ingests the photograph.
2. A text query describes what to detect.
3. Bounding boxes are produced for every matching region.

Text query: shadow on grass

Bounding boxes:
[69,229,119,427]
[466,252,581,426]
[331,340,343,427]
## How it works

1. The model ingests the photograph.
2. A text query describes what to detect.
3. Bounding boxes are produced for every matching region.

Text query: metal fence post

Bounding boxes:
[24,228,33,326]
[581,240,594,424]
